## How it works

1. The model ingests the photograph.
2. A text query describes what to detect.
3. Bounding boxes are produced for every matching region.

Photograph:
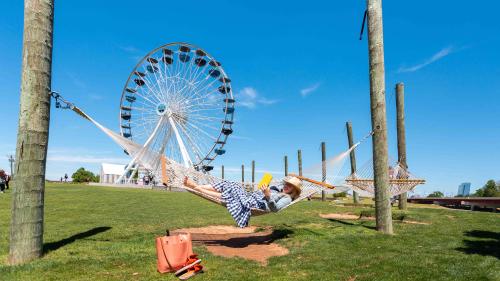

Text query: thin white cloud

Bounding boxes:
[47,155,128,164]
[47,148,128,164]
[119,45,140,53]
[237,87,278,109]
[300,83,321,97]
[230,135,253,141]
[398,46,456,73]
[67,73,86,89]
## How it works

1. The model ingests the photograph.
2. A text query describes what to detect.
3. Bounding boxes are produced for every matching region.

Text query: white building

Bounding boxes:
[100,163,126,184]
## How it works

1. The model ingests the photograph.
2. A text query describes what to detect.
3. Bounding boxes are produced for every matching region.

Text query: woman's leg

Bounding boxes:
[197,189,222,199]
[183,177,218,192]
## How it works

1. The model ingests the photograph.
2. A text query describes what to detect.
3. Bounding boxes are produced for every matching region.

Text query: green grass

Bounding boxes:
[0,184,499,281]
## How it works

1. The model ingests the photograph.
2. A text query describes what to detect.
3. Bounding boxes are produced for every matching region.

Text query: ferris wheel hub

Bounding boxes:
[156,103,167,115]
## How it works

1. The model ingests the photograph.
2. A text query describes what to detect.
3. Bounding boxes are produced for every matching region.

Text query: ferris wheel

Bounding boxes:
[119,42,234,173]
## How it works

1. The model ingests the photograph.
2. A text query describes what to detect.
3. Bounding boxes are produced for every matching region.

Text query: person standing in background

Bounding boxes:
[5,173,10,189]
[0,170,6,193]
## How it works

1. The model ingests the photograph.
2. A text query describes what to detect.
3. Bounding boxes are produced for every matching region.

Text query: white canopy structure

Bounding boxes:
[100,163,126,184]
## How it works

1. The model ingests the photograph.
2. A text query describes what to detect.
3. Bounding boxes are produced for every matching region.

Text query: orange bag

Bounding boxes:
[156,232,194,273]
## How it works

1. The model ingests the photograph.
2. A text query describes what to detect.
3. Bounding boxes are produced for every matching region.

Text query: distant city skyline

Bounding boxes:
[457,183,471,197]
[1,1,499,196]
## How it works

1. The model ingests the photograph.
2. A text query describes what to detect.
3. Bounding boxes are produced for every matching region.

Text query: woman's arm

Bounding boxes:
[267,194,292,212]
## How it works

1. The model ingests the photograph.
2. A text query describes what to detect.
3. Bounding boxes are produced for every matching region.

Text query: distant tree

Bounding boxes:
[473,180,500,197]
[71,168,99,183]
[427,191,444,198]
[333,192,347,198]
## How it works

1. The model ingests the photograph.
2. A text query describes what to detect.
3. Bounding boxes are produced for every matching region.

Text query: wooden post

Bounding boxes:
[241,164,245,183]
[251,160,255,185]
[297,150,303,176]
[8,155,15,177]
[9,0,55,264]
[221,165,224,180]
[396,83,408,210]
[321,142,326,201]
[346,122,360,204]
[284,156,288,176]
[366,0,393,234]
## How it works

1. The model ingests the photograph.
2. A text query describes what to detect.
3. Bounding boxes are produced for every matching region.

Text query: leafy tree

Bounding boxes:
[71,168,99,183]
[427,191,444,198]
[473,180,500,197]
[333,192,347,198]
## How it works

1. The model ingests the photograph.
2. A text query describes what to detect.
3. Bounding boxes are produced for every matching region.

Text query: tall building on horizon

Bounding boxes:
[457,182,471,196]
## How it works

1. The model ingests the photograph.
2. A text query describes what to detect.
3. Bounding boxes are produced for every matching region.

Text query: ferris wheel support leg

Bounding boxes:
[116,116,167,184]
[115,158,137,184]
[126,165,138,183]
[167,114,192,168]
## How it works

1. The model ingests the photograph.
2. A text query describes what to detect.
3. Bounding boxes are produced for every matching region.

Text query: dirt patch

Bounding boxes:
[401,220,430,225]
[172,225,289,265]
[320,213,375,220]
[320,213,430,225]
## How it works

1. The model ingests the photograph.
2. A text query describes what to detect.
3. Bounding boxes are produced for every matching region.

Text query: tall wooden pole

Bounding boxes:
[241,164,245,183]
[221,165,224,180]
[297,150,303,176]
[251,160,255,184]
[366,0,393,234]
[396,83,408,210]
[8,155,15,176]
[9,0,55,264]
[346,122,360,204]
[284,156,288,176]
[321,142,326,201]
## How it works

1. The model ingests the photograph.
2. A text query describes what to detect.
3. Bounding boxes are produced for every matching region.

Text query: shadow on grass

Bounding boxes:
[44,226,112,254]
[194,229,293,248]
[326,218,376,230]
[456,230,500,259]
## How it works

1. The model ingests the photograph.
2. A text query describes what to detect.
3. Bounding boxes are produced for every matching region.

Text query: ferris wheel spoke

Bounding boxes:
[140,73,166,104]
[175,119,206,163]
[185,118,221,133]
[134,87,161,107]
[181,118,219,142]
[177,123,213,165]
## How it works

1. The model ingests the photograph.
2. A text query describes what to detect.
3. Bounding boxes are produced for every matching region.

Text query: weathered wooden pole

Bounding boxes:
[297,150,303,176]
[321,142,326,201]
[9,0,55,264]
[251,160,255,184]
[241,164,245,183]
[284,156,288,176]
[8,155,15,176]
[396,82,408,210]
[346,122,360,204]
[221,165,224,179]
[366,0,393,234]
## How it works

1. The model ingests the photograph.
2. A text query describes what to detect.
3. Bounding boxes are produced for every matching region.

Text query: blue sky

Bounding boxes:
[1,1,499,196]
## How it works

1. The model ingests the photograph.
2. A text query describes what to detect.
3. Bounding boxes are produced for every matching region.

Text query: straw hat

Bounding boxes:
[283,176,302,191]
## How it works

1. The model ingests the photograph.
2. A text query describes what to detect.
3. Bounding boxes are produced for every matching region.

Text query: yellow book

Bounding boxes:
[258,173,273,189]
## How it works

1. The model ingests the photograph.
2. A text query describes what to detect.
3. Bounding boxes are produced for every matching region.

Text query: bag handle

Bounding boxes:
[161,229,174,270]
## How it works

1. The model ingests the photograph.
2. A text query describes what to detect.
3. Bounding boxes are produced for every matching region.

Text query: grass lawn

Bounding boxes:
[0,183,499,280]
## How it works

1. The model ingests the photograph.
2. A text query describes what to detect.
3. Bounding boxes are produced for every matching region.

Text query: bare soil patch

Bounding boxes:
[320,213,374,220]
[172,225,289,265]
[320,213,430,225]
[400,220,430,225]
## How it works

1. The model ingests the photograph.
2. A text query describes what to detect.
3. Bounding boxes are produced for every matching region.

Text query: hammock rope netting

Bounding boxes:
[55,95,425,214]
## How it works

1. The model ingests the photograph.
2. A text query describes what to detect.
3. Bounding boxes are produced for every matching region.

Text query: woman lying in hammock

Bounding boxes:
[183,176,302,227]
